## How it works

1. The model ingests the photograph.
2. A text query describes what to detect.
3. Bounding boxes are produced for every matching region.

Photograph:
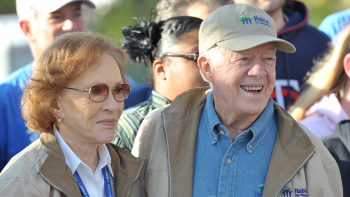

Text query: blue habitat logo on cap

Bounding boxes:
[238,15,252,24]
[253,16,271,27]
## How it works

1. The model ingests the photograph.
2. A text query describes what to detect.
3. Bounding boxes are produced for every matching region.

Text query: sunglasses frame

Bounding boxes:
[64,83,130,103]
[162,52,199,62]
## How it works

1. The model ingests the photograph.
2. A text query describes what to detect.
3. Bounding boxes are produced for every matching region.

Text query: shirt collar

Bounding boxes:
[204,89,275,152]
[149,90,171,108]
[204,89,221,144]
[53,125,114,177]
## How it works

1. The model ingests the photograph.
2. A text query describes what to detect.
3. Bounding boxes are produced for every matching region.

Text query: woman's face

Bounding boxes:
[165,29,207,100]
[56,54,124,146]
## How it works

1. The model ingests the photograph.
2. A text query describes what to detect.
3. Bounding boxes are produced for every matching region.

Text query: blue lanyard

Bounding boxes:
[74,166,113,197]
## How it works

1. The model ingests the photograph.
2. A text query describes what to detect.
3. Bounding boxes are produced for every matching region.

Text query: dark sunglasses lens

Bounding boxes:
[90,85,109,102]
[114,84,131,101]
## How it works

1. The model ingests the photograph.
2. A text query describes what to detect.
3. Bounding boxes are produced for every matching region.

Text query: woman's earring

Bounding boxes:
[58,118,62,124]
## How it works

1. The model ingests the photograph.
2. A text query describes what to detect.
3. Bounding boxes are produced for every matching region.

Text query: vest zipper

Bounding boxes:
[162,112,172,197]
[38,172,69,196]
[273,150,315,197]
[126,157,146,197]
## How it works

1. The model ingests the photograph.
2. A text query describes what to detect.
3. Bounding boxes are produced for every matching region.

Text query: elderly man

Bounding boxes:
[0,0,98,171]
[233,0,331,109]
[132,4,343,197]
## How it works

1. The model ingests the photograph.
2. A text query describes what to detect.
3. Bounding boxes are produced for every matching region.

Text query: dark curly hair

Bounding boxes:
[121,15,202,66]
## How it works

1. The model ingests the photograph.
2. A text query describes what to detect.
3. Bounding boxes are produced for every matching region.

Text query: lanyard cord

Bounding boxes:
[74,166,113,197]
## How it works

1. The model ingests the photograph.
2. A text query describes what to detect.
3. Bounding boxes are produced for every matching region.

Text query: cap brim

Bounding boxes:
[33,0,96,13]
[217,35,296,53]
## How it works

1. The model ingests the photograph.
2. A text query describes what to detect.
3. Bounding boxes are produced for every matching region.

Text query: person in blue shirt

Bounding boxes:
[319,8,350,44]
[0,0,138,172]
[132,4,342,197]
[234,0,331,109]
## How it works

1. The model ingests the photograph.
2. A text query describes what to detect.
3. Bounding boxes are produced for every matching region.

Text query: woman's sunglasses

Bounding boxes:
[64,84,131,103]
[162,52,199,62]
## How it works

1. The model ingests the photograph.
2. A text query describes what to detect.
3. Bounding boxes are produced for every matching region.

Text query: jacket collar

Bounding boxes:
[334,120,350,153]
[162,87,314,197]
[39,132,145,197]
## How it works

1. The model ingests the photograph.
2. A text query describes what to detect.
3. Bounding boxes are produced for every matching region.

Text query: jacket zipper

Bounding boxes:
[38,172,69,197]
[162,112,172,197]
[274,150,315,197]
[126,157,146,197]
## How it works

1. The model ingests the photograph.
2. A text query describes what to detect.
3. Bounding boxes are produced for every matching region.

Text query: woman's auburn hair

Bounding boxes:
[21,32,127,133]
[289,25,350,121]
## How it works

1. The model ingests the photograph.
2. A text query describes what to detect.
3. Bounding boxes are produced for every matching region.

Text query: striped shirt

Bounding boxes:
[113,90,171,152]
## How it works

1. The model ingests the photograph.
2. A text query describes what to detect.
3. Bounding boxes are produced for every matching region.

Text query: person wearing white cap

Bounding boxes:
[0,0,96,172]
[131,4,343,197]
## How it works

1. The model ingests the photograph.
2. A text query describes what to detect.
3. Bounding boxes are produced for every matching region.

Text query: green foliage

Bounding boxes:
[302,0,350,27]
[0,0,16,14]
[94,0,159,84]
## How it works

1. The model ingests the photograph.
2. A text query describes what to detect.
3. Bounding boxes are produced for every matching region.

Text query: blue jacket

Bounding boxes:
[0,63,138,171]
[0,63,40,171]
[273,1,331,109]
[124,82,152,109]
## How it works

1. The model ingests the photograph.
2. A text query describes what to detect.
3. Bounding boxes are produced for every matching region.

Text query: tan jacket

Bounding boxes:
[132,87,343,197]
[0,132,146,197]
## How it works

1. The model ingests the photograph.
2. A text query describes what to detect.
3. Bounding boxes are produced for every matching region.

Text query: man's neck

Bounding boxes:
[30,61,37,73]
[214,98,260,142]
[154,81,174,102]
[268,8,286,32]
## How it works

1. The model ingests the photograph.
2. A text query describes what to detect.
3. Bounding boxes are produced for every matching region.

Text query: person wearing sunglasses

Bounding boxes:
[113,16,207,152]
[0,32,146,197]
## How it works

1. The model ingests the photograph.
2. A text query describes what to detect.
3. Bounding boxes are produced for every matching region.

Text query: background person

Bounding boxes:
[322,120,350,197]
[233,0,331,109]
[0,0,137,171]
[0,32,145,197]
[114,16,206,152]
[155,0,232,20]
[124,0,233,109]
[0,0,96,171]
[289,25,350,138]
[132,4,342,197]
[319,8,350,44]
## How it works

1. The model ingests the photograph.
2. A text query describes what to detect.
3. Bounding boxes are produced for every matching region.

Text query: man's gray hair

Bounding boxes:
[199,45,226,86]
[156,0,232,21]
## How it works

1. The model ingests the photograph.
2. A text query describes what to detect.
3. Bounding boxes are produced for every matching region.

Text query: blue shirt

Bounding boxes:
[193,89,277,197]
[0,63,39,171]
[319,8,350,44]
[0,63,137,171]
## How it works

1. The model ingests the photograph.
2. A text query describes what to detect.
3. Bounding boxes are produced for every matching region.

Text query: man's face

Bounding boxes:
[185,2,222,20]
[211,42,276,117]
[234,0,285,13]
[29,2,86,59]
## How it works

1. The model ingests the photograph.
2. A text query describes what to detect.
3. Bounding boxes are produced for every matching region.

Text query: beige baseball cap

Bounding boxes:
[16,0,96,19]
[199,3,296,54]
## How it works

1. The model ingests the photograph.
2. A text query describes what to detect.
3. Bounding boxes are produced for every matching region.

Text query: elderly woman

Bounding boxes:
[0,32,145,197]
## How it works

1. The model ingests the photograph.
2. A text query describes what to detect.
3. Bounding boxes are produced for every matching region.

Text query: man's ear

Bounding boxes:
[198,55,213,83]
[19,20,35,43]
[153,59,167,81]
[343,53,350,78]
